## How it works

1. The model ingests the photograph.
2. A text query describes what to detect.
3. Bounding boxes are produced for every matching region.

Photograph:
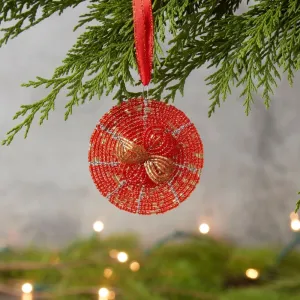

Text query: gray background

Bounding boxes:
[0,3,299,248]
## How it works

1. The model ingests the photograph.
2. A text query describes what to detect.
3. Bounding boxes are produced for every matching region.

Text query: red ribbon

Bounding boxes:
[132,0,154,86]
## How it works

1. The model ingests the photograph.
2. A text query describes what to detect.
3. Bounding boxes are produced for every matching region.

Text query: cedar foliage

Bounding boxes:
[2,0,300,144]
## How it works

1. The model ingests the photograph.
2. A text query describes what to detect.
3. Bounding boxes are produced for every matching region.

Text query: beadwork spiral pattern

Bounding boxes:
[88,98,204,215]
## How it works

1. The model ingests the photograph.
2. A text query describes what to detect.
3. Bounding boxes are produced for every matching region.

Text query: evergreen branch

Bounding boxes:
[2,0,300,147]
[295,193,300,213]
[206,2,284,116]
[2,0,208,144]
[0,0,86,47]
[153,0,300,116]
[2,86,59,145]
[151,0,248,104]
[2,0,136,145]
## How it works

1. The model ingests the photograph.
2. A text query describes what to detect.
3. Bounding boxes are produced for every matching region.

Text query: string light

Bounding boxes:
[103,268,113,278]
[117,251,128,263]
[199,223,210,234]
[289,211,300,231]
[98,287,109,300]
[93,221,104,233]
[21,283,33,300]
[21,283,33,294]
[129,261,140,271]
[291,219,300,231]
[245,268,259,280]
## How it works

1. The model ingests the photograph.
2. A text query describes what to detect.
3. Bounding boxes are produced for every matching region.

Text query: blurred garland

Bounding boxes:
[0,230,300,299]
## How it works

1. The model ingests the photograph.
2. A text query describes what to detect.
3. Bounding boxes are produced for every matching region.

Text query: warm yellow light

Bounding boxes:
[130,261,140,272]
[291,219,300,231]
[245,268,259,280]
[98,287,109,297]
[108,291,116,299]
[22,283,33,294]
[93,221,104,232]
[199,223,210,234]
[104,268,113,278]
[117,251,128,263]
[109,249,118,259]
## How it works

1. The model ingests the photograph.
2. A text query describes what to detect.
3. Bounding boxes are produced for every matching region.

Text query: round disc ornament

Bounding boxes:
[88,98,204,215]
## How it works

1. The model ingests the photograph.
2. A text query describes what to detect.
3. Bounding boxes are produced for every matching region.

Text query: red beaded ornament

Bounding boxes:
[88,0,204,214]
[88,98,204,214]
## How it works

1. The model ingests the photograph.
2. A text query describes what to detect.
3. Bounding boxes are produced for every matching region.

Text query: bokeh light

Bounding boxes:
[22,283,33,294]
[117,251,128,263]
[245,268,259,280]
[199,223,210,234]
[103,268,113,278]
[98,287,109,297]
[291,219,300,231]
[93,221,104,233]
[130,261,140,271]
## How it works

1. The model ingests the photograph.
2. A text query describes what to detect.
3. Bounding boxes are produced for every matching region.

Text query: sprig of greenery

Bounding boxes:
[206,0,299,116]
[1,0,137,145]
[152,0,300,118]
[295,193,300,213]
[2,0,198,145]
[1,0,300,151]
[151,0,246,102]
[0,0,85,47]
[0,0,244,145]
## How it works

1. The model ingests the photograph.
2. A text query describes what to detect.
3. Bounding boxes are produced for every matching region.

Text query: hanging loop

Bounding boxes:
[132,0,154,86]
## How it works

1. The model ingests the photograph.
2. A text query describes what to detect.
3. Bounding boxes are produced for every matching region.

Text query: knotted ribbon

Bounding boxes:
[116,138,175,184]
[132,0,154,86]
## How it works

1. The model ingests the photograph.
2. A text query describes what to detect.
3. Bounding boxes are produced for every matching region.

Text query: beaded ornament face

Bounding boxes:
[88,98,204,215]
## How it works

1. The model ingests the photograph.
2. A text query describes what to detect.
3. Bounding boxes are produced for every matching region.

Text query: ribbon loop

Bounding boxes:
[132,0,154,86]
